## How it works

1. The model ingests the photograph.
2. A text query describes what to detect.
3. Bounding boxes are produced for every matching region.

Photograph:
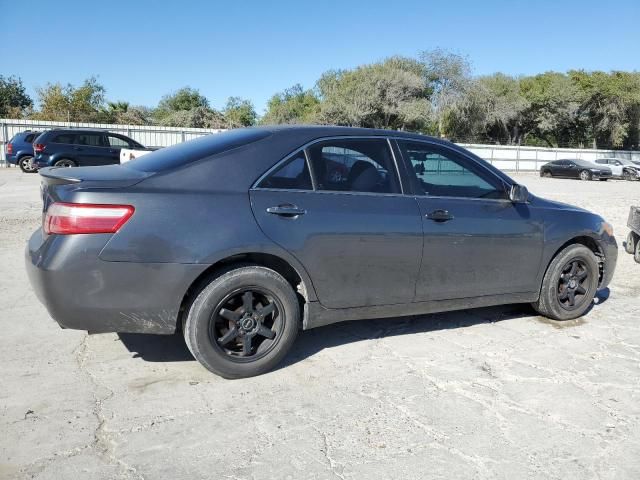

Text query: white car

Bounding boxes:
[594,158,640,180]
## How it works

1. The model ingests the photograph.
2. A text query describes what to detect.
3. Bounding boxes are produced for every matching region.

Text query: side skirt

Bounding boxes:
[303,292,539,330]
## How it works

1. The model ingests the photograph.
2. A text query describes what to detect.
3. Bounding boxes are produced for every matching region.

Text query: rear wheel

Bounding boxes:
[579,170,592,181]
[532,244,599,321]
[54,159,77,168]
[183,266,299,379]
[542,170,552,178]
[19,156,36,173]
[635,238,640,264]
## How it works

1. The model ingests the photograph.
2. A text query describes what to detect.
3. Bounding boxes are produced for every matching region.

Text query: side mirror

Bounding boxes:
[509,184,529,203]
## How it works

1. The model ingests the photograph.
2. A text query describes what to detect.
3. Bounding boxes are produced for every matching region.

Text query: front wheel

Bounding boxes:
[19,156,36,173]
[579,170,592,181]
[532,244,599,321]
[183,266,300,379]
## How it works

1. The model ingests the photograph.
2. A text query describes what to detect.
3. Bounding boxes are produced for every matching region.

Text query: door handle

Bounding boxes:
[73,147,83,151]
[426,209,454,222]
[266,204,306,217]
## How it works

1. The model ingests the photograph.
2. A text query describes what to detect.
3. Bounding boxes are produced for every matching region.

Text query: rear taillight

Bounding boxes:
[6,143,13,154]
[34,143,45,153]
[44,202,134,235]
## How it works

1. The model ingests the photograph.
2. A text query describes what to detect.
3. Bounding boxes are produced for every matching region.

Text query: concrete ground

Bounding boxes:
[1,168,639,480]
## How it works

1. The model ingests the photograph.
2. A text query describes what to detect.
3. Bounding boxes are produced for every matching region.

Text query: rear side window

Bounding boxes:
[258,152,312,190]
[75,133,105,146]
[306,138,400,194]
[52,133,76,144]
[126,129,271,173]
[24,133,37,143]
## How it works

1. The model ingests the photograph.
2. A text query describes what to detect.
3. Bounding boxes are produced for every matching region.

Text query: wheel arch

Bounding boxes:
[176,252,313,333]
[541,235,605,293]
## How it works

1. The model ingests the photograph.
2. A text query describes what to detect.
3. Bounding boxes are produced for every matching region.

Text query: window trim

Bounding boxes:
[256,150,314,191]
[252,135,406,196]
[391,137,512,202]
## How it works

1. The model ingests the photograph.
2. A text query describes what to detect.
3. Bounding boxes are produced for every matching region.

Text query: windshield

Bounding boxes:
[126,129,271,173]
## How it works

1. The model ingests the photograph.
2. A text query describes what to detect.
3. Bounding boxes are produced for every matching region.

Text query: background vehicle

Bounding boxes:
[594,158,640,180]
[540,159,612,181]
[625,206,640,263]
[32,129,147,169]
[27,127,617,379]
[4,130,41,173]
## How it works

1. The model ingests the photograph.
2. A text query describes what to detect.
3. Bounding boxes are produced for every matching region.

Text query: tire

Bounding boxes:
[635,238,640,264]
[579,170,592,181]
[54,159,77,168]
[623,171,633,181]
[599,178,608,181]
[183,265,300,379]
[542,170,552,178]
[532,244,599,321]
[625,231,637,255]
[18,156,36,173]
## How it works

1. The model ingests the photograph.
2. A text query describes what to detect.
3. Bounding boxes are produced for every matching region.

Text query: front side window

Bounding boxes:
[107,135,131,148]
[258,152,312,190]
[306,139,400,194]
[398,140,506,199]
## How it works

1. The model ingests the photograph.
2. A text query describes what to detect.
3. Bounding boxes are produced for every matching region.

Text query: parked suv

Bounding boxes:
[32,129,147,169]
[4,130,41,173]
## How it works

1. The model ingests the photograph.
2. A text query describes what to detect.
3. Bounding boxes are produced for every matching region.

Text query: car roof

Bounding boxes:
[256,124,440,141]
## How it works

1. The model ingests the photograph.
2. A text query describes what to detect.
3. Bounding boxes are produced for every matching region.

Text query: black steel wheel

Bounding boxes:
[209,287,283,361]
[579,170,592,181]
[183,265,299,378]
[19,156,36,173]
[556,259,591,311]
[532,244,599,320]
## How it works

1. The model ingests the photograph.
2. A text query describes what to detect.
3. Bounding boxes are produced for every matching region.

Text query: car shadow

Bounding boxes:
[118,294,610,369]
[117,303,533,366]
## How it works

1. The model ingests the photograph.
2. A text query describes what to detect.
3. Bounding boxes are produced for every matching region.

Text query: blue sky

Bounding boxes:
[1,0,638,114]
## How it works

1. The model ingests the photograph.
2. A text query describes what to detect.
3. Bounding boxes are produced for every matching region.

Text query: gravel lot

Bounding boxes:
[1,168,639,480]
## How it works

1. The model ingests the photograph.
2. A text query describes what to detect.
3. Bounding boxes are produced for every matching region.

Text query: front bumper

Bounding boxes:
[26,229,208,334]
[599,234,617,289]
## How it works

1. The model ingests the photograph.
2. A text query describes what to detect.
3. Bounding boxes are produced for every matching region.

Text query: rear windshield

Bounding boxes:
[125,129,271,173]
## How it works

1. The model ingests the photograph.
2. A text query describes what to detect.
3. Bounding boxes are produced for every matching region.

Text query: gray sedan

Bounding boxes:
[26,126,617,378]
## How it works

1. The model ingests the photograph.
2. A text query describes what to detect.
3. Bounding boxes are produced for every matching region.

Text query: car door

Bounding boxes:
[106,134,134,164]
[395,139,544,301]
[608,159,623,176]
[565,160,581,178]
[549,160,564,177]
[74,133,112,166]
[250,137,423,309]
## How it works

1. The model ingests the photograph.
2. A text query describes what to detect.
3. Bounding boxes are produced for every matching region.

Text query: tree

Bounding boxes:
[33,77,106,122]
[571,70,640,148]
[223,97,257,127]
[156,87,209,112]
[316,57,432,130]
[159,106,227,129]
[261,84,320,124]
[0,75,32,118]
[520,72,587,147]
[419,49,472,136]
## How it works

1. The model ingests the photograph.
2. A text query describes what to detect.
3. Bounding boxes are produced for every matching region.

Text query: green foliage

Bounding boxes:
[223,97,257,127]
[33,77,106,122]
[0,75,32,118]
[7,52,640,149]
[261,84,320,125]
[316,57,431,130]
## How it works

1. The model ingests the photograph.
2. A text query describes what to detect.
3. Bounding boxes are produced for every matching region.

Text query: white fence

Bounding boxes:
[2,118,639,171]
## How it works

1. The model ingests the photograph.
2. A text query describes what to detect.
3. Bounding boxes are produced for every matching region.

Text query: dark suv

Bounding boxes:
[32,129,146,169]
[4,130,41,173]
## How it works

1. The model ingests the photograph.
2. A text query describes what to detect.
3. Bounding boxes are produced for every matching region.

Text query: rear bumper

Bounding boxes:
[26,229,208,334]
